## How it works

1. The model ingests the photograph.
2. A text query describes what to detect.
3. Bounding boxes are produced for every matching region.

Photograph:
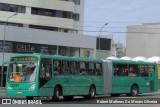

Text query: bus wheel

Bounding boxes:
[26,96,34,100]
[130,85,138,96]
[52,86,61,101]
[88,86,96,98]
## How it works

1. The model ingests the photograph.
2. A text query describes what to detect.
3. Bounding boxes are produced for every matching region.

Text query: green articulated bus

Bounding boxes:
[6,53,158,100]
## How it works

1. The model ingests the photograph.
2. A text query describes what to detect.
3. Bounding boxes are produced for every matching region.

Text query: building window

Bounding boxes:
[29,25,58,31]
[73,13,80,21]
[96,38,111,50]
[0,3,25,13]
[45,10,55,16]
[73,0,80,5]
[55,10,63,17]
[58,46,70,56]
[31,7,74,19]
[0,21,23,27]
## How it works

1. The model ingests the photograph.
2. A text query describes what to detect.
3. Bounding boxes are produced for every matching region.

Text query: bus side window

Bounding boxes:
[79,62,87,76]
[113,64,117,76]
[40,65,52,80]
[53,60,61,76]
[116,64,128,76]
[85,62,89,75]
[148,65,155,72]
[70,61,78,75]
[140,65,149,77]
[62,60,70,75]
[89,62,95,76]
[95,63,102,76]
[129,64,139,77]
[45,64,52,80]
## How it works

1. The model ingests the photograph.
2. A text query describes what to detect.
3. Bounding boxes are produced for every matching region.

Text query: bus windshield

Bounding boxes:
[8,62,38,82]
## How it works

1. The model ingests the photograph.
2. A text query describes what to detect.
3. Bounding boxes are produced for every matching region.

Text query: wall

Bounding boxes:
[126,24,160,58]
[0,25,97,64]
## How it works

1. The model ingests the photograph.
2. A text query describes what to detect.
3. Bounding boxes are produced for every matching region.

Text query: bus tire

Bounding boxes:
[52,86,61,101]
[130,85,139,96]
[88,86,96,99]
[26,96,34,100]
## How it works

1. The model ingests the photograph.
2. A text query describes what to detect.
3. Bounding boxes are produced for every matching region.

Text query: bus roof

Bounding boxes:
[10,53,103,62]
[106,59,156,65]
[10,53,157,64]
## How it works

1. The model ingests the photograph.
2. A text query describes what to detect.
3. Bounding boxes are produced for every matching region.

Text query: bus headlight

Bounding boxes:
[29,84,35,90]
[7,85,12,90]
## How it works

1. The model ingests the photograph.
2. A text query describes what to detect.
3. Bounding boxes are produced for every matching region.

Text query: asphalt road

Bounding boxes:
[1,90,160,106]
[1,91,159,104]
[42,92,160,104]
[1,97,160,107]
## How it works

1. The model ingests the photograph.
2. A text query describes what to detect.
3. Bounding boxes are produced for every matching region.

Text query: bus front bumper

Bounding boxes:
[6,89,38,97]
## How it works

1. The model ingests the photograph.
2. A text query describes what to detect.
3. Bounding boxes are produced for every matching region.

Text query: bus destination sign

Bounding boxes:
[11,56,38,61]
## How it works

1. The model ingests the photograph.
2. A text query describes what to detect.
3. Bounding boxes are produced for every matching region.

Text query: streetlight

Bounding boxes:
[98,23,108,59]
[1,13,17,87]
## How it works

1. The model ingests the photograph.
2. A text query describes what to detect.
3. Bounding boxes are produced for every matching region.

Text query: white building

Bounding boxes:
[112,43,126,58]
[0,0,84,34]
[126,23,160,58]
[0,0,84,64]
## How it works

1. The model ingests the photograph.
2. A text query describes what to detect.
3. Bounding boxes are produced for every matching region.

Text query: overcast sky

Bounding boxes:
[83,0,160,45]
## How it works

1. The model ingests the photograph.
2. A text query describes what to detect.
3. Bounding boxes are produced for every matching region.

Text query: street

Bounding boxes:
[0,87,160,105]
[40,92,160,104]
[1,91,160,104]
[1,91,160,107]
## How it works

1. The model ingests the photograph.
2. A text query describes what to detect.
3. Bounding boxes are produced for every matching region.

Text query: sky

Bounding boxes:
[83,0,160,45]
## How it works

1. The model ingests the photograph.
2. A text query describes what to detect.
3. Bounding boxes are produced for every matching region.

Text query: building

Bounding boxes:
[0,0,84,34]
[0,0,113,87]
[126,23,160,58]
[112,43,126,58]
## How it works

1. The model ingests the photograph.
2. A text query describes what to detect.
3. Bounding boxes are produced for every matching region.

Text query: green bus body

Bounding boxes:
[111,60,158,95]
[6,53,158,98]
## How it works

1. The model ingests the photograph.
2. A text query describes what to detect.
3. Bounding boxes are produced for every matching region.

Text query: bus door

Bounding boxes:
[138,65,151,92]
[39,58,52,96]
[148,65,158,92]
